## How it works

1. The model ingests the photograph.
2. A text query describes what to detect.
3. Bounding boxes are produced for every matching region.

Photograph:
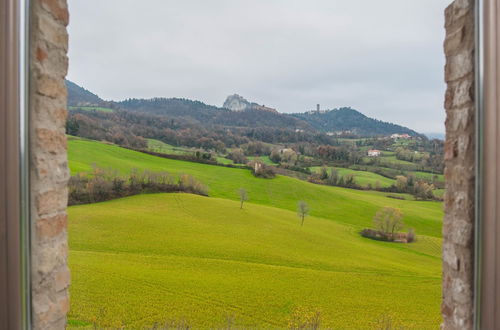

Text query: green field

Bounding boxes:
[69,106,114,113]
[147,139,195,155]
[68,138,442,237]
[67,138,443,328]
[310,166,395,188]
[247,155,275,165]
[378,155,416,166]
[411,171,445,183]
[147,138,235,165]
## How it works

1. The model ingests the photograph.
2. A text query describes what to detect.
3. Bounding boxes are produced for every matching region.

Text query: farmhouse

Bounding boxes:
[367,149,381,157]
[327,130,353,136]
[390,133,411,139]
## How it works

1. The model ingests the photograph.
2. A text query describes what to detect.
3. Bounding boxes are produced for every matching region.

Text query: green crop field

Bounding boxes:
[310,166,395,188]
[67,138,443,328]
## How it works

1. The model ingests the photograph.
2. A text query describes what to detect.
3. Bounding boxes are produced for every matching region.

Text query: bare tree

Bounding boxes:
[297,201,310,226]
[239,188,248,209]
[395,175,407,192]
[373,207,404,240]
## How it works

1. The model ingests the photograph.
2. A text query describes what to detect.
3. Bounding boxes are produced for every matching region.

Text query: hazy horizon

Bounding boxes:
[67,0,451,134]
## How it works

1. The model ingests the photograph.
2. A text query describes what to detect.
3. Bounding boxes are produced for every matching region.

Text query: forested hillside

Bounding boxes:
[118,97,309,130]
[66,80,422,138]
[292,107,421,137]
[66,80,103,106]
[66,109,338,151]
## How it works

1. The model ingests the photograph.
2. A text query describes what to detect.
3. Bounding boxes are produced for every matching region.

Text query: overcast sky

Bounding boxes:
[67,0,451,134]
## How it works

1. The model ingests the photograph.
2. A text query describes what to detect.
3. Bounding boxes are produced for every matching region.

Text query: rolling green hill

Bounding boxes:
[147,138,194,155]
[68,138,442,237]
[67,138,443,328]
[69,194,441,329]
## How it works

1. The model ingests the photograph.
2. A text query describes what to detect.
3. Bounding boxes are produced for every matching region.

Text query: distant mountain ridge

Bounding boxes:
[66,80,421,137]
[66,80,103,106]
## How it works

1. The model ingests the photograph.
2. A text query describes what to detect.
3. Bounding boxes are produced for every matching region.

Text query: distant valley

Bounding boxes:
[65,79,444,197]
[66,79,444,328]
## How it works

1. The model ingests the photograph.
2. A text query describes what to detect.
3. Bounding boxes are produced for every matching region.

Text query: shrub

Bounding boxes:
[227,149,248,164]
[407,228,416,243]
[361,227,414,244]
[372,313,405,330]
[249,160,276,179]
[288,307,321,330]
[386,195,405,200]
[242,141,270,156]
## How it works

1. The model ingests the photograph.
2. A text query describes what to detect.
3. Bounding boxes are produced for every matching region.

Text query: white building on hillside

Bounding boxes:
[367,149,381,157]
[391,133,411,139]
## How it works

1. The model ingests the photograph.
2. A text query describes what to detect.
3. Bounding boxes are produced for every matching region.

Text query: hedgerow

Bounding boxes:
[68,166,208,205]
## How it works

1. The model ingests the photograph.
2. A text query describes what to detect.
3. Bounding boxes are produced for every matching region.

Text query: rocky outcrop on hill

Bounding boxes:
[223,94,277,113]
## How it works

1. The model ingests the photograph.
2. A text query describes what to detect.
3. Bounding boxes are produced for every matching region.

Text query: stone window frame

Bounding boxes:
[0,0,498,329]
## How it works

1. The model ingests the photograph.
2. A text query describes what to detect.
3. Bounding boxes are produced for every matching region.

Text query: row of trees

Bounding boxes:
[312,167,359,188]
[395,175,435,200]
[307,167,438,201]
[68,167,208,205]
[394,146,444,173]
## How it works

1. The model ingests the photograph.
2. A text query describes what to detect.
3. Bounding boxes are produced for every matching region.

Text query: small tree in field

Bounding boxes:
[239,188,248,209]
[373,207,404,240]
[297,201,310,226]
[327,168,338,185]
[395,175,408,192]
[319,166,328,180]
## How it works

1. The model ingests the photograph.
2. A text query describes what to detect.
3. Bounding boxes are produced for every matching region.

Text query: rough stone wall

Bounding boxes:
[442,0,475,329]
[30,0,70,328]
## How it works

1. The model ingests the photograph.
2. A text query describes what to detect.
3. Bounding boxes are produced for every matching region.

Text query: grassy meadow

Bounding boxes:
[147,138,235,165]
[247,155,275,165]
[411,171,444,183]
[310,166,395,188]
[67,138,443,328]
